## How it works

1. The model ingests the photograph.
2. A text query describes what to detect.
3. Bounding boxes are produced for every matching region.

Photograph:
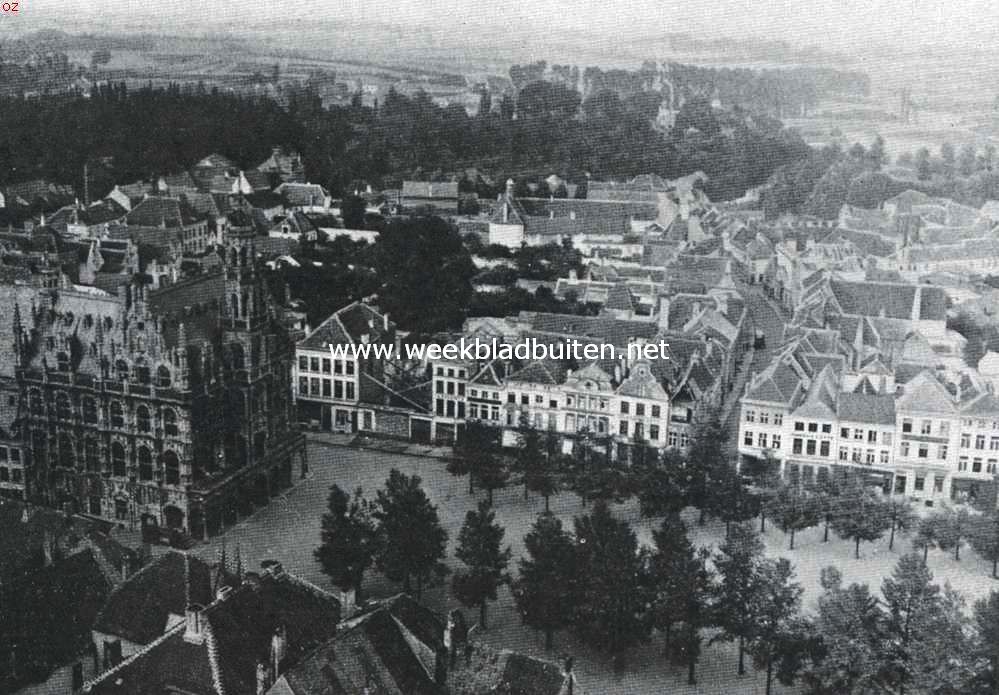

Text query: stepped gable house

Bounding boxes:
[9,233,306,540]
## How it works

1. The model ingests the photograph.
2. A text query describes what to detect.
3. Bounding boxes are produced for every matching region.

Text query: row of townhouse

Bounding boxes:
[739,326,999,507]
[293,293,748,457]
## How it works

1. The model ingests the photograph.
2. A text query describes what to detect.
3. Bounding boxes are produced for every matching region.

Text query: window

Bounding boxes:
[345,361,355,375]
[550,400,558,409]
[806,440,816,456]
[621,401,630,415]
[136,405,151,433]
[961,434,971,449]
[56,392,71,419]
[110,402,124,428]
[650,425,659,440]
[334,381,343,399]
[866,450,876,464]
[758,433,768,448]
[918,443,929,459]
[620,421,629,436]
[793,438,803,455]
[868,430,877,443]
[840,427,849,439]
[158,366,172,388]
[774,414,783,426]
[669,431,678,447]
[298,377,308,395]
[820,441,830,457]
[652,405,661,418]
[459,384,467,396]
[759,412,769,424]
[58,435,74,468]
[298,356,308,371]
[138,447,153,481]
[744,431,753,446]
[914,476,925,492]
[883,432,893,446]
[507,393,515,404]
[902,419,912,433]
[938,444,948,460]
[346,383,355,400]
[447,382,455,395]
[808,423,818,433]
[82,397,98,424]
[939,422,950,437]
[977,435,987,450]
[901,442,910,457]
[772,435,781,449]
[29,389,43,415]
[57,351,70,371]
[164,409,178,436]
[335,360,344,375]
[921,420,932,435]
[135,359,150,385]
[959,456,969,472]
[636,403,645,417]
[934,476,944,493]
[310,357,320,372]
[164,451,180,485]
[974,458,983,473]
[991,437,999,451]
[880,450,890,464]
[322,380,331,397]
[322,358,331,374]
[310,378,320,396]
[634,423,644,439]
[854,428,863,440]
[794,421,804,431]
[822,423,832,434]
[112,442,126,477]
[990,460,998,474]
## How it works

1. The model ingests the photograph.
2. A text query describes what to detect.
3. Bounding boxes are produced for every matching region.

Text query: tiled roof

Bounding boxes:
[0,548,116,693]
[94,551,214,645]
[299,302,394,350]
[277,183,328,207]
[401,181,459,199]
[603,283,635,312]
[85,568,341,695]
[126,196,199,228]
[837,392,895,424]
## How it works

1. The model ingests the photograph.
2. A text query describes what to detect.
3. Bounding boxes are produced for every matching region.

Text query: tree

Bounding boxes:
[314,485,379,598]
[916,147,932,181]
[341,194,367,229]
[747,558,806,695]
[970,512,999,578]
[935,506,973,561]
[471,446,510,507]
[648,513,691,653]
[712,459,760,538]
[684,414,727,525]
[868,134,887,171]
[960,143,979,177]
[453,501,512,629]
[972,591,999,692]
[514,417,545,501]
[913,513,943,563]
[572,501,650,671]
[91,49,112,69]
[373,469,449,599]
[804,566,883,694]
[766,482,820,550]
[514,513,576,650]
[661,531,714,685]
[637,448,687,520]
[712,523,765,675]
[811,475,841,543]
[941,141,956,178]
[884,495,917,551]
[829,481,892,559]
[879,553,972,694]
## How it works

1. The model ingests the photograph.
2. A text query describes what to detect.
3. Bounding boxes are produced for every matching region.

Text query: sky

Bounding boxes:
[12,0,999,55]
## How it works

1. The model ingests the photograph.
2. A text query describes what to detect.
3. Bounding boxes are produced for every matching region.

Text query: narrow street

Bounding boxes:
[721,284,788,453]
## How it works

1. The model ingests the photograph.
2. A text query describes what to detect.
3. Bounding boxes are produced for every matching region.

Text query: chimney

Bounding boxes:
[183,605,204,644]
[339,587,357,618]
[270,625,288,678]
[42,530,54,566]
[216,585,233,602]
[658,297,670,331]
[505,178,514,200]
[383,312,389,332]
[911,286,922,322]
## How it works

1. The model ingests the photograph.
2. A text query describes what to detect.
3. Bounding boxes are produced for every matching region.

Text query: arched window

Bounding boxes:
[136,405,151,433]
[82,397,98,424]
[137,447,153,481]
[29,389,43,415]
[164,450,180,486]
[58,434,74,468]
[254,431,267,458]
[110,401,124,428]
[84,437,99,472]
[56,352,70,372]
[115,359,129,381]
[111,442,126,477]
[163,408,178,437]
[56,392,71,420]
[157,365,172,389]
[135,358,150,385]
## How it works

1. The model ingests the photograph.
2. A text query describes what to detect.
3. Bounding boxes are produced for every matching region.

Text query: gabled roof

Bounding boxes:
[508,359,567,386]
[126,196,200,228]
[837,392,895,425]
[401,181,459,199]
[94,551,214,645]
[299,302,394,350]
[617,361,668,400]
[276,182,328,208]
[603,283,636,313]
[896,370,957,414]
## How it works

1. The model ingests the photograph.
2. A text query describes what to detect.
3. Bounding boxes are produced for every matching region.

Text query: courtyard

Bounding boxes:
[191,439,999,694]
